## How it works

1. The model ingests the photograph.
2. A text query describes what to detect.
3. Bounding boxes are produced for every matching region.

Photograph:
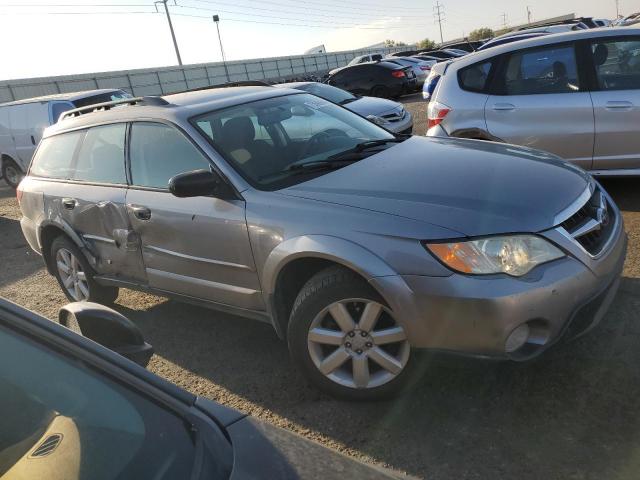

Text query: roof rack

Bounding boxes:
[174,80,272,95]
[59,96,170,121]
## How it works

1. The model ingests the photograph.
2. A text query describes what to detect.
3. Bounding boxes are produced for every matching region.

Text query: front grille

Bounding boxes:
[560,187,616,256]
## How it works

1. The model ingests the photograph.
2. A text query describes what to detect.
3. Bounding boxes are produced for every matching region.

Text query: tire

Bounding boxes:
[50,236,118,304]
[287,266,415,400]
[370,85,390,99]
[1,158,24,189]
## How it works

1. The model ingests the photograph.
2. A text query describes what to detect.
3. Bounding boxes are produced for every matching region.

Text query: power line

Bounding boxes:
[433,0,444,43]
[173,4,428,27]
[178,1,433,22]
[186,0,426,15]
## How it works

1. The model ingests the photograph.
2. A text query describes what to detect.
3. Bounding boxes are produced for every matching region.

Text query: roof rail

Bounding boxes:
[59,96,170,121]
[173,80,272,95]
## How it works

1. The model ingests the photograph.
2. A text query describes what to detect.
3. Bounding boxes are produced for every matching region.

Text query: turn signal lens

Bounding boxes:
[425,235,565,277]
[391,70,406,78]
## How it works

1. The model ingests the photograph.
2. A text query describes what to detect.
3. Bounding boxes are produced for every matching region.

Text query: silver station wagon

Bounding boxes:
[18,87,626,399]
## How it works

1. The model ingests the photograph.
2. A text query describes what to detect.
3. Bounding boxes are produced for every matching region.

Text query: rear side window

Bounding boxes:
[590,38,640,91]
[73,124,126,184]
[129,123,210,189]
[458,60,492,92]
[501,44,580,95]
[29,131,82,179]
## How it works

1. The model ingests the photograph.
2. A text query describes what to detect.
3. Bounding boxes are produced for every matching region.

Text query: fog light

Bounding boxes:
[505,324,530,353]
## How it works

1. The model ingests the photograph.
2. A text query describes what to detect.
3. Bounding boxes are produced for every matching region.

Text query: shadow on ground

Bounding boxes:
[0,217,44,287]
[115,277,640,480]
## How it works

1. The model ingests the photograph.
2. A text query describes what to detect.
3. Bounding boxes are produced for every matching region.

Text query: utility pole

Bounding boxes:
[526,6,532,24]
[615,0,620,18]
[500,12,508,29]
[212,15,230,83]
[155,0,182,66]
[433,1,445,44]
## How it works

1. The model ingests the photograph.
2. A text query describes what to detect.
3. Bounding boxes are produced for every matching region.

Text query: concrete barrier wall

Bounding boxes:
[0,45,411,102]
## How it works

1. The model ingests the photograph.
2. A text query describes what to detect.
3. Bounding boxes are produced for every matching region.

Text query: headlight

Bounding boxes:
[366,115,387,126]
[425,235,565,277]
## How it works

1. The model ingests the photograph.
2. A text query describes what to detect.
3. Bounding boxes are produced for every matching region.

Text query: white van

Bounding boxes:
[0,89,131,187]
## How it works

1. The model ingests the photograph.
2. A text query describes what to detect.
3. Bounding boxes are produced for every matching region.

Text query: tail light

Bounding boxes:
[427,101,451,130]
[391,70,406,78]
[420,65,431,71]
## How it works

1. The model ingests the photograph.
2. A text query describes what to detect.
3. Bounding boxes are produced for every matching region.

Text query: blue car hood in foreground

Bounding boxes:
[281,136,591,237]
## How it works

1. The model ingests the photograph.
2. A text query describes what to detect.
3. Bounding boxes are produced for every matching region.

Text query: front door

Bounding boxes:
[125,121,264,310]
[589,36,640,171]
[484,42,595,169]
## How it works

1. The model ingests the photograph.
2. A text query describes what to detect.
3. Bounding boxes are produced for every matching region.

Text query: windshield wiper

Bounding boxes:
[285,159,358,174]
[339,97,358,105]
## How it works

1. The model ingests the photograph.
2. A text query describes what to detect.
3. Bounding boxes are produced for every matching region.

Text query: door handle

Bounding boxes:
[605,101,633,110]
[30,135,36,145]
[61,198,77,210]
[492,103,516,111]
[130,205,151,221]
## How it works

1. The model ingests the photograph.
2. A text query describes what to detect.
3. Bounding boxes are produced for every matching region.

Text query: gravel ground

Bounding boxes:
[1,97,640,479]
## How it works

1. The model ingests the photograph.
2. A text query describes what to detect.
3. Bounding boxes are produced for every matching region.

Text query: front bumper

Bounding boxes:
[370,216,627,360]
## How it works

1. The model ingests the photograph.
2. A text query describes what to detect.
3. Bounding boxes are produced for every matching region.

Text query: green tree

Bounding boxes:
[416,38,436,50]
[468,27,494,41]
[384,39,408,47]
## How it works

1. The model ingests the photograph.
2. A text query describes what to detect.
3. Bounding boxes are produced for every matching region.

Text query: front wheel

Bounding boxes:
[50,236,119,304]
[2,158,24,189]
[288,266,414,400]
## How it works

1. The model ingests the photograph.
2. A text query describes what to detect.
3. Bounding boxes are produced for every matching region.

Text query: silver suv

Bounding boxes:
[427,28,640,176]
[18,87,626,399]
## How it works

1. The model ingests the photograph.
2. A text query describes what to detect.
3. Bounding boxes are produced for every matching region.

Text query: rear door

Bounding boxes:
[125,121,263,310]
[67,123,146,282]
[484,42,594,169]
[588,36,640,171]
[8,104,31,170]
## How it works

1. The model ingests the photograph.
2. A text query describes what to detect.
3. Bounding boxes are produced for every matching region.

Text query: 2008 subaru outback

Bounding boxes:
[18,86,626,399]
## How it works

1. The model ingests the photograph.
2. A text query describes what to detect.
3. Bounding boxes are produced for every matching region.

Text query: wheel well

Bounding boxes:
[40,225,67,274]
[1,154,19,168]
[272,258,368,339]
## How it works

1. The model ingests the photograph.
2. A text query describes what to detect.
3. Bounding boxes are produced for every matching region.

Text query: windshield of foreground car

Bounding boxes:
[192,93,397,190]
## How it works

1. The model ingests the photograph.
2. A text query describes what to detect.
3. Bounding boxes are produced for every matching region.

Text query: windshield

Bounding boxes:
[191,93,395,190]
[298,83,356,105]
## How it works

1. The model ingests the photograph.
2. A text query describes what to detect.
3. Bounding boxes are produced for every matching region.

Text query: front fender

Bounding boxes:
[261,234,397,299]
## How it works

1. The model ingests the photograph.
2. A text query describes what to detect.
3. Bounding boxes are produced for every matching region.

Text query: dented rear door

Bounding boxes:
[61,124,146,283]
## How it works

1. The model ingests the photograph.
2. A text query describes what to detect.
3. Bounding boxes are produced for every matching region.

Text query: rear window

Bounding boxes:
[29,131,83,179]
[458,60,492,92]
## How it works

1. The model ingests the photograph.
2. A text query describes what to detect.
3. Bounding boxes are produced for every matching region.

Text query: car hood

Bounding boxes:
[345,96,404,117]
[227,416,409,479]
[279,136,591,237]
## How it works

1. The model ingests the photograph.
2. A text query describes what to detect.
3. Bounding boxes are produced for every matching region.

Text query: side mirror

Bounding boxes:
[58,302,153,368]
[169,169,234,199]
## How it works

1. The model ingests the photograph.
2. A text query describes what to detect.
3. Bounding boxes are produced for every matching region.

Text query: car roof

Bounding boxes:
[0,89,125,107]
[44,86,302,137]
[448,27,640,70]
[275,82,314,89]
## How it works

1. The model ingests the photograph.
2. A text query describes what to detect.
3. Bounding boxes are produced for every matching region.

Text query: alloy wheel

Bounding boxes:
[56,248,90,301]
[307,298,410,389]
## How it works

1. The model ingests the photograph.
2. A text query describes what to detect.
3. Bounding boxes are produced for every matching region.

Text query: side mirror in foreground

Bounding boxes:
[58,302,153,368]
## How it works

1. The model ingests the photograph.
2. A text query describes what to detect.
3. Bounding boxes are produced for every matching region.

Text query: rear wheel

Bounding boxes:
[288,266,413,400]
[50,236,118,304]
[371,85,390,99]
[1,158,23,189]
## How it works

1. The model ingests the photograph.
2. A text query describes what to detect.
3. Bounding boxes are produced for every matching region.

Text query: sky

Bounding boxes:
[0,0,628,80]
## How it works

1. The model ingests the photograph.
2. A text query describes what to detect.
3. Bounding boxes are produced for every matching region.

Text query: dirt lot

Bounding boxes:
[1,97,640,479]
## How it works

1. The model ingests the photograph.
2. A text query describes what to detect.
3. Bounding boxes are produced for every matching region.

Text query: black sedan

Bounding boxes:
[0,298,404,479]
[326,61,417,99]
